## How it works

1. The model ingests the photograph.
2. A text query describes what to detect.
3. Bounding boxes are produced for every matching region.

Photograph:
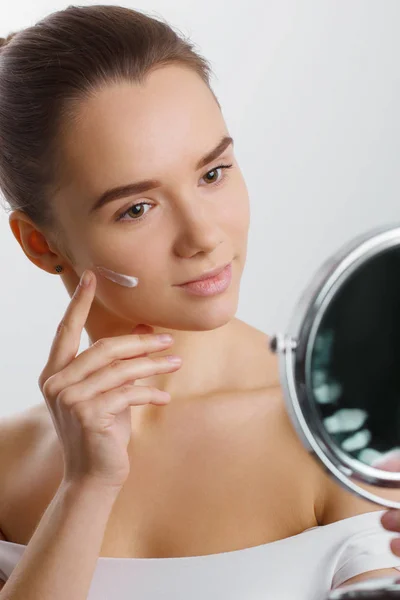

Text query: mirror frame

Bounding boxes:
[328,576,400,599]
[270,223,400,509]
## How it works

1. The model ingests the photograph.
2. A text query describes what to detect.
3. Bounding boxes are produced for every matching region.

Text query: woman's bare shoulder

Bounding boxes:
[0,402,49,439]
[0,403,50,487]
[232,318,280,389]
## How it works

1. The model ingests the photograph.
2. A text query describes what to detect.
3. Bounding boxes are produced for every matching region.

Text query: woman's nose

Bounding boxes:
[172,203,224,258]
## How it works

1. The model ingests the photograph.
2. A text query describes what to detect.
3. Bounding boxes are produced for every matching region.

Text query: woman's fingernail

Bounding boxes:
[80,270,92,287]
[391,538,400,556]
[166,355,182,363]
[381,510,400,531]
[157,334,173,343]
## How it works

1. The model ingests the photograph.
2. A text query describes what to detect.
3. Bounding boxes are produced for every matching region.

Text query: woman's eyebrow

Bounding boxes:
[88,135,234,214]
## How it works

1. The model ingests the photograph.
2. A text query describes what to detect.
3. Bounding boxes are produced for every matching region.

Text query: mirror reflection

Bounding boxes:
[310,246,400,471]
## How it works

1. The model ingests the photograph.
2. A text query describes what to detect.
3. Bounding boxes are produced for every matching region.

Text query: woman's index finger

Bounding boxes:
[46,270,96,376]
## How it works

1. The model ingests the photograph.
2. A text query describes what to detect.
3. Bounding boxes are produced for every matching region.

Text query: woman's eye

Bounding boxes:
[116,163,233,222]
[116,202,152,222]
[201,163,233,186]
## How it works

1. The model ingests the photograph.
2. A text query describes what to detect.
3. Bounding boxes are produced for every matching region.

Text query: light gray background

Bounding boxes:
[0,1,399,418]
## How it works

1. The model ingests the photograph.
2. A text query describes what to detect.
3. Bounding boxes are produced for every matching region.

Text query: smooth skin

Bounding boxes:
[2,64,399,591]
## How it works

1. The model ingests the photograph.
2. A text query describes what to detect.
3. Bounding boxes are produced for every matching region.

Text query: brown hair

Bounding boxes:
[0,4,219,238]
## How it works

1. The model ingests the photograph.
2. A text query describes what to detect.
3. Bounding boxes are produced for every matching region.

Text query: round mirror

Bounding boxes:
[270,224,400,598]
[270,223,400,509]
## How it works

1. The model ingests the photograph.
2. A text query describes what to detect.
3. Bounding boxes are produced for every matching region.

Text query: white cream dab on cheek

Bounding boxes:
[94,265,139,288]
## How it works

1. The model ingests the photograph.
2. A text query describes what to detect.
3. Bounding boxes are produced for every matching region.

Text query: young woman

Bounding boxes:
[0,5,399,599]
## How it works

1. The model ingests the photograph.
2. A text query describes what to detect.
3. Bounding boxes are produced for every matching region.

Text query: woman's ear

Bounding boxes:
[8,209,61,274]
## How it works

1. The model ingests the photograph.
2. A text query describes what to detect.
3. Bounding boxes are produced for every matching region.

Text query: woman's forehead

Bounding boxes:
[58,72,225,192]
[54,69,227,218]
[66,66,219,146]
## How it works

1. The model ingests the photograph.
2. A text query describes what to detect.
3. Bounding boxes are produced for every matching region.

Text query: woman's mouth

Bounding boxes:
[175,262,232,296]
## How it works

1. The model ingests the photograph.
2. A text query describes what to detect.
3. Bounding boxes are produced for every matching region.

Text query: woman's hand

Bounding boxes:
[37,269,182,491]
[372,451,400,556]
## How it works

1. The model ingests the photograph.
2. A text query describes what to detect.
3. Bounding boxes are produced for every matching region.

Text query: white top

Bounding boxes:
[0,510,399,599]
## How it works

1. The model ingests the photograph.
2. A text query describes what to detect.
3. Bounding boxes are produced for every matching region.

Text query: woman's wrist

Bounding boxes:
[60,475,123,504]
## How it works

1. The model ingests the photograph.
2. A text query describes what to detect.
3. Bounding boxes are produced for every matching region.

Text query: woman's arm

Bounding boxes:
[0,526,7,591]
[0,478,120,600]
[336,567,400,588]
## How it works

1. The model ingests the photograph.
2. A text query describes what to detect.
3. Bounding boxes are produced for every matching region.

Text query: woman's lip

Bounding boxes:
[176,263,232,296]
[176,262,232,285]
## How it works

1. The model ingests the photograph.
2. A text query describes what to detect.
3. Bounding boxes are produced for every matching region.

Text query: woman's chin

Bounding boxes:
[176,294,239,331]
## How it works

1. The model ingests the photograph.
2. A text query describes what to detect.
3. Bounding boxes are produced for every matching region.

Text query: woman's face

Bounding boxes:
[53,64,250,331]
